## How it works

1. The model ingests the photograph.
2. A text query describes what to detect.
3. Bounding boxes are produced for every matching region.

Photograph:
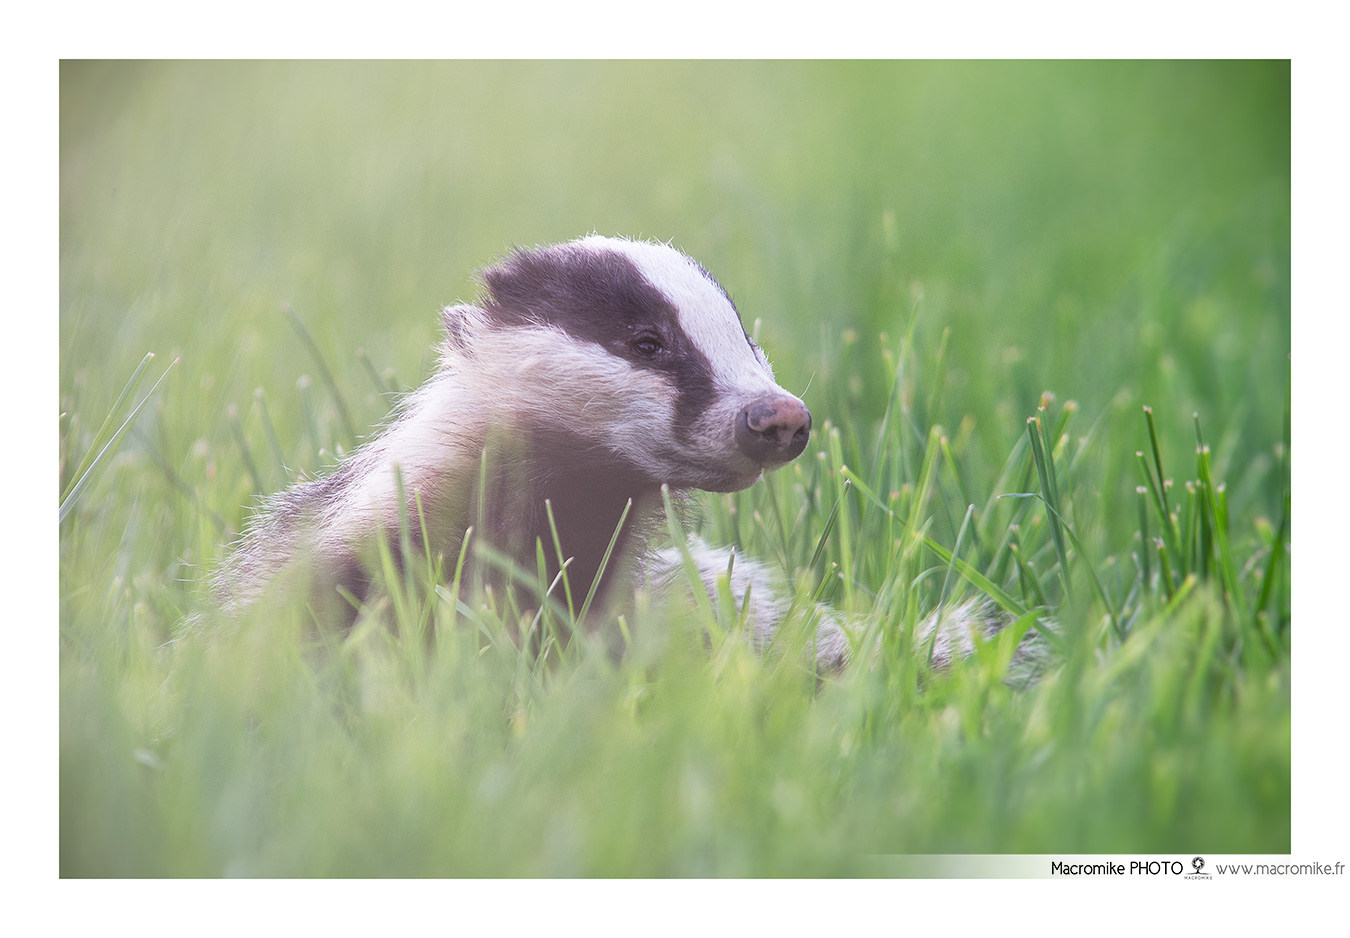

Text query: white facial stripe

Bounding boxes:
[474,324,688,476]
[580,236,782,395]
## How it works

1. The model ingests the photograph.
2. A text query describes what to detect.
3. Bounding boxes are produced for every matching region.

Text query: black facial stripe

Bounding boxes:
[480,243,723,441]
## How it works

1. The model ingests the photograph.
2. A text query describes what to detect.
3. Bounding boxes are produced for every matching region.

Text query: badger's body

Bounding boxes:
[218,236,834,654]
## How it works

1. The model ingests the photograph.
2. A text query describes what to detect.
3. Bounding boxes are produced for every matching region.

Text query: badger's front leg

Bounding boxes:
[646,539,852,672]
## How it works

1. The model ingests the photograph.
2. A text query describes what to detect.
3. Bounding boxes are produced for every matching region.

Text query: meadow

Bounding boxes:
[59,60,1290,876]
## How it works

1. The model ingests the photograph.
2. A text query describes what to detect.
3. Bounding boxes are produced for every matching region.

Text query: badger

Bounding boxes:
[217,235,1028,676]
[216,235,863,665]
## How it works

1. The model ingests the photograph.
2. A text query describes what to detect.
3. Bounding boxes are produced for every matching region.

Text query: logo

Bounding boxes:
[1186,856,1213,881]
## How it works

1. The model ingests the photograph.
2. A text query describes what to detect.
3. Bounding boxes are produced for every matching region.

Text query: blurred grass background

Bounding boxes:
[59,61,1290,529]
[59,60,1290,875]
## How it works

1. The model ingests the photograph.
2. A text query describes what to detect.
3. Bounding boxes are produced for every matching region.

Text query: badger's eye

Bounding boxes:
[631,336,665,357]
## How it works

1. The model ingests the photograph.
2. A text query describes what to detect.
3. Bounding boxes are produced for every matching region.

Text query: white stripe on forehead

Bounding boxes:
[577,236,775,387]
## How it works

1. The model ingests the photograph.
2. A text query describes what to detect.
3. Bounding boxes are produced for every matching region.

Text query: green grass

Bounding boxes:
[59,60,1290,876]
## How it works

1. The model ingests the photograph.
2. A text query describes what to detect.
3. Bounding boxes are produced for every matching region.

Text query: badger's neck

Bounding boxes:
[350,369,670,616]
[479,424,665,616]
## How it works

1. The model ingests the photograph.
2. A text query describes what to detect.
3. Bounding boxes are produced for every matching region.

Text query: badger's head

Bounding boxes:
[441,235,810,493]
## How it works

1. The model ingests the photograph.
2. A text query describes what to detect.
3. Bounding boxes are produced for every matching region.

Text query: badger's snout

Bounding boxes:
[735,395,811,467]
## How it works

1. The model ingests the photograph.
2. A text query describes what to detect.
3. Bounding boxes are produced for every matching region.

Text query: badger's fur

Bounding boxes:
[218,236,840,654]
[217,235,1041,677]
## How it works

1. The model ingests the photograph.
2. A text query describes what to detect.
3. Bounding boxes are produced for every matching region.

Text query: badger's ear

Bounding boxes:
[438,303,491,357]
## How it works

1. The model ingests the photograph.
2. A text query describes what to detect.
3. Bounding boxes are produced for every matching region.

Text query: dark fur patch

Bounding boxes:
[521,427,661,611]
[480,243,721,442]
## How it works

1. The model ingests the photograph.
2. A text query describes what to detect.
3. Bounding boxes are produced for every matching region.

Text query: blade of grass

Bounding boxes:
[1026,416,1071,598]
[923,534,1028,620]
[1196,438,1250,625]
[227,403,263,495]
[940,435,985,564]
[432,525,476,642]
[297,376,318,452]
[808,478,848,574]
[1037,404,1064,511]
[356,347,392,397]
[1136,451,1179,590]
[543,500,577,623]
[938,503,977,606]
[575,497,634,626]
[1000,492,1121,639]
[1155,538,1177,602]
[284,305,357,445]
[59,356,178,523]
[1254,488,1289,630]
[1143,405,1170,516]
[1140,407,1184,575]
[131,425,226,534]
[60,351,156,505]
[826,426,856,608]
[1009,539,1048,610]
[1135,486,1152,598]
[254,388,289,482]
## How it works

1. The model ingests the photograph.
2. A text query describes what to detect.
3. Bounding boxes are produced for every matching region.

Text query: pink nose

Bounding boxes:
[735,395,811,466]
